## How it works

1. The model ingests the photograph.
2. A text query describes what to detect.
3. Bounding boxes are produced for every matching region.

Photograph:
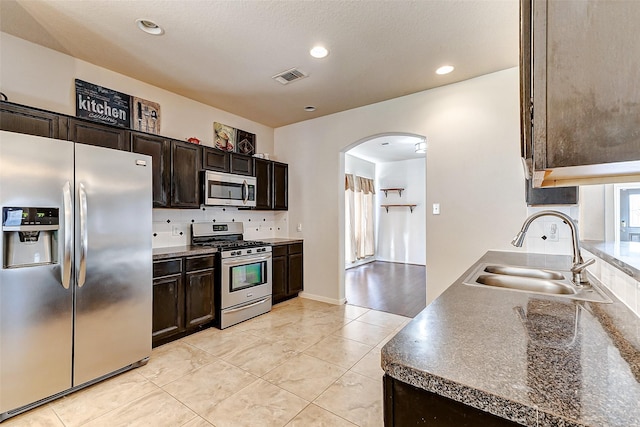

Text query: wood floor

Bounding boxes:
[345,261,426,318]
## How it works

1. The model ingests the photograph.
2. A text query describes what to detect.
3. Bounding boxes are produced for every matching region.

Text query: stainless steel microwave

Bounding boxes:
[203,171,256,207]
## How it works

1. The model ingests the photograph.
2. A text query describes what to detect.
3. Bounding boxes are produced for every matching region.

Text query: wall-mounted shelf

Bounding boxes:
[381,188,404,197]
[381,204,417,213]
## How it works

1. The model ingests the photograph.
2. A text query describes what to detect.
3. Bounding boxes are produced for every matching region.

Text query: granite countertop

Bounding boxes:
[381,250,640,427]
[582,240,640,281]
[152,238,303,260]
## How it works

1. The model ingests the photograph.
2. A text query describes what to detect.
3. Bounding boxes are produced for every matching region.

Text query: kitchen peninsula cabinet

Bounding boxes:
[170,140,200,208]
[131,132,171,207]
[521,0,640,187]
[0,101,67,139]
[272,242,303,304]
[152,254,216,347]
[68,118,130,151]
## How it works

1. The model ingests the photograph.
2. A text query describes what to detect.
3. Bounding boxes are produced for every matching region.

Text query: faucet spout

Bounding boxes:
[512,210,591,286]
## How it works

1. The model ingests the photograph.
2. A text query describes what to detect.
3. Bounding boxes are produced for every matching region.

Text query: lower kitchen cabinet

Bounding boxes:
[272,242,303,304]
[383,375,521,427]
[152,255,215,347]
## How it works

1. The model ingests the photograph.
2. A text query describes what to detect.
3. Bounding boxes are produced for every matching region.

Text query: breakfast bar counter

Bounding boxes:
[381,251,640,426]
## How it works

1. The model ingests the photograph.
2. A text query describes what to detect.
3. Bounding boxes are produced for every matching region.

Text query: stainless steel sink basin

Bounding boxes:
[463,263,612,303]
[483,265,565,281]
[476,274,576,295]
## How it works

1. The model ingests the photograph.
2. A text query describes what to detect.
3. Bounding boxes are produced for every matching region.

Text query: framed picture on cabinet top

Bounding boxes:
[214,122,236,152]
[236,129,256,155]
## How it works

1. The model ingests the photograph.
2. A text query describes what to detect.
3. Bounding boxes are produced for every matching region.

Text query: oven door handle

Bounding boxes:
[224,297,270,314]
[222,254,272,267]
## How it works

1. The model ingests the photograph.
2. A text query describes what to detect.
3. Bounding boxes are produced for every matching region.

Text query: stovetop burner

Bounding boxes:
[191,222,269,252]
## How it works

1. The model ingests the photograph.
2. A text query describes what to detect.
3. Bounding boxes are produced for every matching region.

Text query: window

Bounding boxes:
[630,194,640,227]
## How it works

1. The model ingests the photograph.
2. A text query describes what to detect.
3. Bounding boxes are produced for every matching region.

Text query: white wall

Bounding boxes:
[275,68,528,305]
[0,33,275,154]
[376,158,426,265]
[344,154,376,268]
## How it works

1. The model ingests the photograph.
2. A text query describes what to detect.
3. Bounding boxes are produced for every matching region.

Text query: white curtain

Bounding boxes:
[345,174,375,263]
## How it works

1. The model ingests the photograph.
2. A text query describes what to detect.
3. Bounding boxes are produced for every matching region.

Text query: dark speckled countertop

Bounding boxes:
[381,251,640,427]
[152,238,303,260]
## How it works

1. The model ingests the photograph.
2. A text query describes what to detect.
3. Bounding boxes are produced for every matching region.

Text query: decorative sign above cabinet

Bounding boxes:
[75,79,130,128]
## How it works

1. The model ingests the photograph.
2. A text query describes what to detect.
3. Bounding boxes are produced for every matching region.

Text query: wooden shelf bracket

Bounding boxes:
[381,204,417,213]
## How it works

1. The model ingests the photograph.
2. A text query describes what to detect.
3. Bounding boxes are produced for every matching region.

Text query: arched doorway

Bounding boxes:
[339,133,427,317]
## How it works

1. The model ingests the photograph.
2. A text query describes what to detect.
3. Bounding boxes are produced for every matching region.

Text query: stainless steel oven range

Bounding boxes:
[192,222,271,329]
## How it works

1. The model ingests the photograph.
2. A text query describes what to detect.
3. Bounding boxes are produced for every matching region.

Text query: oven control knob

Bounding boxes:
[247,249,252,254]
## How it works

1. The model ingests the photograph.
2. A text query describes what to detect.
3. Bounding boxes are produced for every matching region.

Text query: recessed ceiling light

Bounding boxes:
[304,106,316,112]
[310,46,329,59]
[136,19,164,36]
[436,65,454,75]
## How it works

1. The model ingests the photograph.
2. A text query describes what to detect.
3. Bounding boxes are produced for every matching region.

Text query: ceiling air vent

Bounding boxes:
[272,68,308,85]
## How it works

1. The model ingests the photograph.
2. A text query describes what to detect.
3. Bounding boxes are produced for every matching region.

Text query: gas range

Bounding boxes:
[191,222,271,258]
[191,222,273,329]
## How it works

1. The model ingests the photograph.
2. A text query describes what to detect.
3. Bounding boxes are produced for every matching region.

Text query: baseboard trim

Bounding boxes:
[298,292,346,306]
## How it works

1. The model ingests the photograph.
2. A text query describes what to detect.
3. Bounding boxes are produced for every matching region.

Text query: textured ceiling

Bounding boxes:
[0,0,519,128]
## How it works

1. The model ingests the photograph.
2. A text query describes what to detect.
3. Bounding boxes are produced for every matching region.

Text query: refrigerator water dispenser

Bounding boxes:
[2,207,59,268]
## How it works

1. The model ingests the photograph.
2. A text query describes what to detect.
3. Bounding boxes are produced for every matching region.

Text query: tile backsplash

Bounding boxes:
[152,207,288,247]
[523,206,580,255]
[583,249,639,318]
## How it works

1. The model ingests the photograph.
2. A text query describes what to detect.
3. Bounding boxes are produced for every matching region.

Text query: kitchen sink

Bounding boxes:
[463,263,612,303]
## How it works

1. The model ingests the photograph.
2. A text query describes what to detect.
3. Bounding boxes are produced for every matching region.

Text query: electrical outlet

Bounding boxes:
[432,203,440,215]
[171,226,180,236]
[545,223,559,242]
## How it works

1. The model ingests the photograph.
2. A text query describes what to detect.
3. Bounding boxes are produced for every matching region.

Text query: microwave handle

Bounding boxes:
[243,180,249,204]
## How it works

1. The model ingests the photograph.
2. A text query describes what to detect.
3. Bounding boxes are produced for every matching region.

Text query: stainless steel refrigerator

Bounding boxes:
[0,131,152,421]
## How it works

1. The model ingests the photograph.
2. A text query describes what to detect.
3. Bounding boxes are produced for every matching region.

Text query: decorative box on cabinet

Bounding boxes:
[0,101,67,139]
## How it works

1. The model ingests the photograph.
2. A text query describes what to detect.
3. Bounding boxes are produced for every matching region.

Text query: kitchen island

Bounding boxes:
[381,251,640,427]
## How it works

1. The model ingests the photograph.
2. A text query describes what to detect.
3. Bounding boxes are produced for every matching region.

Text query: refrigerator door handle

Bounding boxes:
[78,183,88,287]
[61,181,72,289]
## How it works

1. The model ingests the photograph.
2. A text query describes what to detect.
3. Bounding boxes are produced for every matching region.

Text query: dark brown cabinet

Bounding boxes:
[272,161,288,210]
[184,255,215,329]
[68,118,130,151]
[171,140,201,208]
[254,158,273,210]
[202,146,230,172]
[272,242,303,304]
[131,132,171,207]
[0,101,67,139]
[152,255,215,347]
[383,375,521,427]
[152,259,184,345]
[229,153,254,176]
[253,159,288,211]
[521,0,640,186]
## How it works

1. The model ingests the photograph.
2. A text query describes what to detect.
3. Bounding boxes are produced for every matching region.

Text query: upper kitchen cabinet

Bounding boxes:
[229,153,254,176]
[170,140,201,208]
[254,158,273,210]
[130,132,171,207]
[272,161,288,210]
[68,118,130,151]
[0,101,67,139]
[202,146,230,172]
[522,0,640,187]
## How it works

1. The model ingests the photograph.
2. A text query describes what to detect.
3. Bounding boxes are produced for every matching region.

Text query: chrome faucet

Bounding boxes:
[511,210,594,286]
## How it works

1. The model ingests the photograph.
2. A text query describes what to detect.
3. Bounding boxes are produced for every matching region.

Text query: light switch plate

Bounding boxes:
[432,203,440,215]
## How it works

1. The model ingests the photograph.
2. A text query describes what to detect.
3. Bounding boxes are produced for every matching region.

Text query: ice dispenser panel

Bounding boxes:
[2,207,59,268]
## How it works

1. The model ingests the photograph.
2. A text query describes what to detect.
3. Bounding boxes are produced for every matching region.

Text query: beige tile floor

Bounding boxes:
[5,298,411,427]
